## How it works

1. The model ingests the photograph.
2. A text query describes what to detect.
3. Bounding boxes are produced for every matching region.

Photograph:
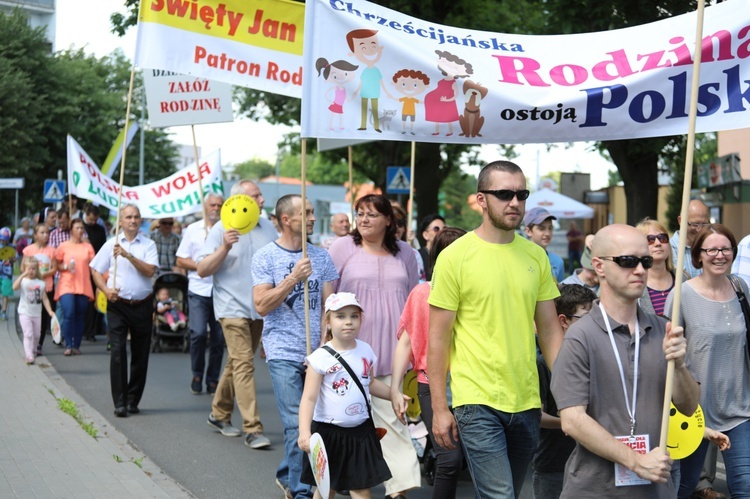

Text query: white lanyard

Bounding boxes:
[599,302,640,438]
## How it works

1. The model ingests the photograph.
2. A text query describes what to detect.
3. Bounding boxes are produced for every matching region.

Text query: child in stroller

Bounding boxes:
[156,286,187,331]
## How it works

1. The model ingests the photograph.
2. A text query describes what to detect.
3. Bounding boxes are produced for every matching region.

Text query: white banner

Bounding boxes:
[66,135,224,219]
[135,0,304,98]
[302,0,750,144]
[143,70,235,128]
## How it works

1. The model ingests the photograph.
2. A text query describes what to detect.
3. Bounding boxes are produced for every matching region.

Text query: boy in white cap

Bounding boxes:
[524,207,565,283]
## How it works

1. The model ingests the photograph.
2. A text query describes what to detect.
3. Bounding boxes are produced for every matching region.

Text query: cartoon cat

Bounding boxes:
[369,109,397,131]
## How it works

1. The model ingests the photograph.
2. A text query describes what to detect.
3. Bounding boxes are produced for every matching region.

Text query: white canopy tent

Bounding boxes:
[526,188,594,219]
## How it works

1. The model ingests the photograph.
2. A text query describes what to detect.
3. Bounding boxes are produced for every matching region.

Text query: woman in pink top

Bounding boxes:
[391,227,466,499]
[55,218,95,356]
[22,223,58,356]
[328,194,420,498]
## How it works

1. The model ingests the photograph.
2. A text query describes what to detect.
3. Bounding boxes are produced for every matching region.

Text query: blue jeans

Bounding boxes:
[678,440,708,499]
[724,419,750,498]
[59,293,88,349]
[188,292,224,386]
[454,405,540,499]
[267,359,313,499]
[680,419,750,499]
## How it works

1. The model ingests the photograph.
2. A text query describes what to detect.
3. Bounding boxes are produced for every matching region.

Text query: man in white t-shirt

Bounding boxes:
[176,193,224,395]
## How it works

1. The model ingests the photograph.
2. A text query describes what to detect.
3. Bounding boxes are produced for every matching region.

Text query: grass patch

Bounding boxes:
[50,393,99,439]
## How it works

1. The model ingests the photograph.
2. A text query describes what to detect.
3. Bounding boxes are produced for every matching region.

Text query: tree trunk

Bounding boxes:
[413,143,448,218]
[603,138,663,226]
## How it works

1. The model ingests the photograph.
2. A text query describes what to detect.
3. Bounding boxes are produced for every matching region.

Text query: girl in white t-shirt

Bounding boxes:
[299,292,404,499]
[12,257,54,364]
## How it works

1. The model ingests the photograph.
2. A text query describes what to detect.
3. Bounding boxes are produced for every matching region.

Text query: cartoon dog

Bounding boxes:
[459,80,488,138]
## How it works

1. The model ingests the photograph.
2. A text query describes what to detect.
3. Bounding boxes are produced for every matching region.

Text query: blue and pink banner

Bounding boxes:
[302,0,750,144]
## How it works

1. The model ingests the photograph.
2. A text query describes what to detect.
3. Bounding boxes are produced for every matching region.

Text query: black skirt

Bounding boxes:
[301,419,392,491]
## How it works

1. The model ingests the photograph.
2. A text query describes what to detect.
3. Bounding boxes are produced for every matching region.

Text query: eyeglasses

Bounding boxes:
[356,212,381,220]
[478,189,531,202]
[700,247,734,257]
[599,255,654,269]
[160,221,174,226]
[646,233,669,245]
[567,314,586,320]
[687,222,710,229]
[430,226,443,233]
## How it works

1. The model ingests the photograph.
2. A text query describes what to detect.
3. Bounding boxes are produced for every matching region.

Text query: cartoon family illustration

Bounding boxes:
[315,29,489,137]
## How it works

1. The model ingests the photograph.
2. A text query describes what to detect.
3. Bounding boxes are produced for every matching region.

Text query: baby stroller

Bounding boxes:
[151,272,190,353]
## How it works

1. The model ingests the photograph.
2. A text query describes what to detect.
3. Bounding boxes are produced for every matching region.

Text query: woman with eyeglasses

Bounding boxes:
[328,194,421,499]
[664,223,750,498]
[635,218,682,316]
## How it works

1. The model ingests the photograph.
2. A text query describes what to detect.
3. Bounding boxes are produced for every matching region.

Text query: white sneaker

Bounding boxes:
[274,478,292,499]
[170,322,179,331]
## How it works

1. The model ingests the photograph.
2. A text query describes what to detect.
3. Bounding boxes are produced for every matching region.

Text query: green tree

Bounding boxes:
[664,133,717,231]
[231,157,276,181]
[608,169,623,187]
[0,10,177,224]
[440,167,483,230]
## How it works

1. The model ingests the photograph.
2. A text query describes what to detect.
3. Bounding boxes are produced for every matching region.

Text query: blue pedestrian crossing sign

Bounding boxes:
[43,180,66,203]
[386,167,411,195]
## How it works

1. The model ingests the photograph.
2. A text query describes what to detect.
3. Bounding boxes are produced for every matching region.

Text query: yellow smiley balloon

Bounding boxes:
[96,290,108,314]
[0,246,15,260]
[220,194,260,235]
[667,402,705,460]
[403,369,422,419]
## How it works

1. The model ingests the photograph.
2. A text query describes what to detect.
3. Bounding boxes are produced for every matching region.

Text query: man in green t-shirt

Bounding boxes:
[427,160,564,498]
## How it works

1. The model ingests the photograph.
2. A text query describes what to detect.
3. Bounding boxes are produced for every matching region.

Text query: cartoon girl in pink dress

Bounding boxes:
[424,50,473,136]
[316,57,359,130]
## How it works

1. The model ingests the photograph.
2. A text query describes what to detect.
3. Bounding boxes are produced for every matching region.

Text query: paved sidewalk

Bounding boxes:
[0,301,193,498]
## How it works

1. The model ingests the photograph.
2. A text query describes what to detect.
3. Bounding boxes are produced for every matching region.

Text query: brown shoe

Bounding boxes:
[692,488,727,499]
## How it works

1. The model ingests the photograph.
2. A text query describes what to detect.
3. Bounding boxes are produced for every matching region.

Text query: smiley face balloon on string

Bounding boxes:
[220,194,260,235]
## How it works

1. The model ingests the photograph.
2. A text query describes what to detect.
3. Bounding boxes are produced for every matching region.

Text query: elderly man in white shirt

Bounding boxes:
[91,204,158,418]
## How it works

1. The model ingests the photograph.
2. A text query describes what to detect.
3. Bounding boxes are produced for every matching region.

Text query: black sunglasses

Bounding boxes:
[478,189,531,202]
[599,255,654,269]
[396,219,405,228]
[646,233,669,245]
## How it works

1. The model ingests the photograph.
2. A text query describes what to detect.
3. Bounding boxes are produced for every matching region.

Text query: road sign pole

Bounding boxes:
[14,189,18,229]
[56,170,63,211]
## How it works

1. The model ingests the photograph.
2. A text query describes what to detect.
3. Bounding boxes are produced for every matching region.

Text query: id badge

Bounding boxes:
[614,434,651,486]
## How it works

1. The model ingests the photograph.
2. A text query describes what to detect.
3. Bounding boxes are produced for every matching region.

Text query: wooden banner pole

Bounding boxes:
[659,0,705,452]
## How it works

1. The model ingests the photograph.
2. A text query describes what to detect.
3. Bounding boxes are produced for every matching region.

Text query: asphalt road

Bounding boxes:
[39,333,730,499]
[39,336,482,498]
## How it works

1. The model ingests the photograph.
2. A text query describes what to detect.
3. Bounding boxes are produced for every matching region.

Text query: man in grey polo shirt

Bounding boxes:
[551,224,699,498]
[197,180,277,449]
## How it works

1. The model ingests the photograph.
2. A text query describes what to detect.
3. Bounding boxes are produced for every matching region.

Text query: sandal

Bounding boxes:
[72,349,81,355]
[64,349,72,356]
